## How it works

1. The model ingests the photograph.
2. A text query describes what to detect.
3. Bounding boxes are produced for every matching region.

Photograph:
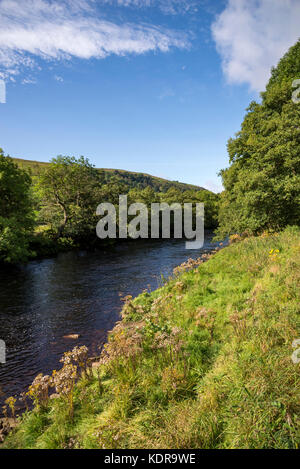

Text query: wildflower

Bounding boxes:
[161,366,186,398]
[19,392,29,412]
[229,312,247,335]
[61,345,91,378]
[2,405,8,419]
[174,281,185,291]
[229,233,243,244]
[120,296,146,319]
[5,396,16,419]
[151,326,184,356]
[195,307,216,337]
[173,257,203,276]
[52,363,77,419]
[26,374,52,409]
[269,248,280,261]
[99,321,145,368]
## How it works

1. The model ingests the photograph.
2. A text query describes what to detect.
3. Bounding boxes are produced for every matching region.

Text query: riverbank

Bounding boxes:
[0,234,221,413]
[2,226,300,449]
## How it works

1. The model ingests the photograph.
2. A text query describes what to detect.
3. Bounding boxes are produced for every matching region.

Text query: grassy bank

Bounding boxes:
[3,227,300,449]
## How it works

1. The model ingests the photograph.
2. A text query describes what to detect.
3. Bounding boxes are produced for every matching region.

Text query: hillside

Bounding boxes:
[12,157,206,193]
[3,226,300,449]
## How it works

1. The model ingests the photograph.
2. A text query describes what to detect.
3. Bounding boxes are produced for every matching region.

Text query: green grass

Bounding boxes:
[3,226,300,449]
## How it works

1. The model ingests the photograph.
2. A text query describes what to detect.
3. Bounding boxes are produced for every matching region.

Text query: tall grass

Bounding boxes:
[3,226,300,449]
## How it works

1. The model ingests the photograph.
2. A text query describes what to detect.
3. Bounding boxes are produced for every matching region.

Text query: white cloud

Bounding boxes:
[204,180,223,194]
[102,0,198,15]
[54,75,64,82]
[0,0,189,79]
[212,0,300,92]
[21,77,37,85]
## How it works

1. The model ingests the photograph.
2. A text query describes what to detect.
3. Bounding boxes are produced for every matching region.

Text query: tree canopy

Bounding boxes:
[36,155,101,240]
[0,150,35,263]
[216,40,300,238]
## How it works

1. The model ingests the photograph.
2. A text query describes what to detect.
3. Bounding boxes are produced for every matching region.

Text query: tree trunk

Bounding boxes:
[55,196,69,239]
[57,208,68,238]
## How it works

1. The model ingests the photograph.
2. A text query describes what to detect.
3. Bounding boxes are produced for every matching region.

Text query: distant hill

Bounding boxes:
[12,157,206,193]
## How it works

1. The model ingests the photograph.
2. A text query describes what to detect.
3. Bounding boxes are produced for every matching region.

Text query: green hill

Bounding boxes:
[12,157,206,193]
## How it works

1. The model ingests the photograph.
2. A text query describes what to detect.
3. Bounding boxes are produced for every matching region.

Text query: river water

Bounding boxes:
[0,232,221,410]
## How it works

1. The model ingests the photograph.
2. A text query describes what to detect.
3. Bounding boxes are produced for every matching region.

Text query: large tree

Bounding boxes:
[36,155,101,240]
[216,40,300,238]
[0,150,34,263]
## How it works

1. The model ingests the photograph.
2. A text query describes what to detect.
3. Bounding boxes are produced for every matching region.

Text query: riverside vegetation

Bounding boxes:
[1,40,300,449]
[2,226,300,448]
[0,153,219,264]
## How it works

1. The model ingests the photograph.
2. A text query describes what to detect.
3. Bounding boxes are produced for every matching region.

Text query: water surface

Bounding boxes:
[0,233,221,409]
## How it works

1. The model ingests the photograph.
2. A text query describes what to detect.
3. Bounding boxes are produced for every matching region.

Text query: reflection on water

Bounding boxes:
[0,233,221,409]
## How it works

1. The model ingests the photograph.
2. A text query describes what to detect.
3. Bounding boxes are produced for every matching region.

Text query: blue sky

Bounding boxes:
[0,0,300,192]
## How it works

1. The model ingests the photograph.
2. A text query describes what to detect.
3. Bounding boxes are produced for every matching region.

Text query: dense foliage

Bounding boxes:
[36,156,101,240]
[0,154,219,263]
[0,150,34,263]
[216,40,300,238]
[34,156,218,241]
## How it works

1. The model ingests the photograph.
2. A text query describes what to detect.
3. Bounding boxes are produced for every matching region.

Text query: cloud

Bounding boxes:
[21,77,37,85]
[204,180,223,194]
[212,0,300,92]
[0,0,189,79]
[102,0,199,15]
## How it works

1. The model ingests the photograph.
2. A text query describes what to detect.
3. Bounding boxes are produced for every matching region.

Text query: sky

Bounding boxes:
[0,0,300,192]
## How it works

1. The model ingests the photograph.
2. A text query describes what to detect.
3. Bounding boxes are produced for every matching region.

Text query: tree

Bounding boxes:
[0,150,34,263]
[216,40,300,238]
[36,156,101,240]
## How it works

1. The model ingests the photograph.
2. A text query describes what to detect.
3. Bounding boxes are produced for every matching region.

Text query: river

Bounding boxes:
[0,232,222,411]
